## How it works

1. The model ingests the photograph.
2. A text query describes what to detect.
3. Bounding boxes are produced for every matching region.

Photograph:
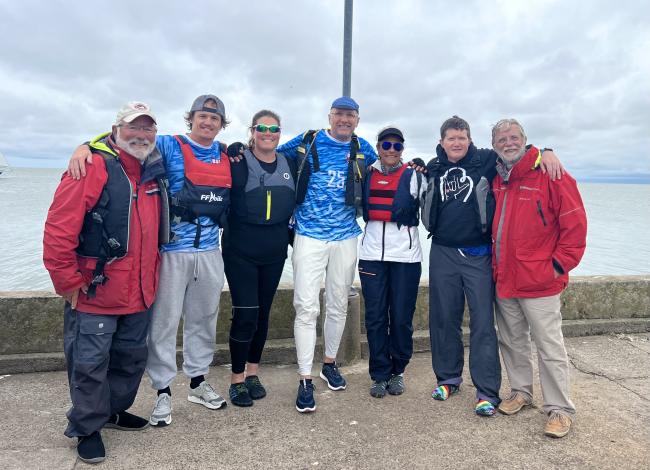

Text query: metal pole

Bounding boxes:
[342,0,353,97]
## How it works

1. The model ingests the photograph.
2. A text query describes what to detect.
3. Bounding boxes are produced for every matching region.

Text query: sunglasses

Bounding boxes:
[380,141,404,151]
[253,124,281,133]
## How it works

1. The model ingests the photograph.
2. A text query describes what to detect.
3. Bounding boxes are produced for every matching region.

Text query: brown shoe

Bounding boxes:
[544,412,572,438]
[498,392,531,415]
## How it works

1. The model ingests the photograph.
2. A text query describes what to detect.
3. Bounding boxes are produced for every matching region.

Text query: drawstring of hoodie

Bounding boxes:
[193,251,199,281]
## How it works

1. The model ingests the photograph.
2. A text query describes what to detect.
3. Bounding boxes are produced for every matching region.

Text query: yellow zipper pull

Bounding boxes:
[266,190,271,220]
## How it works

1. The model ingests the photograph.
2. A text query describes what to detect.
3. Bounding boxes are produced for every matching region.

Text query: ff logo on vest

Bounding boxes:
[200,192,224,203]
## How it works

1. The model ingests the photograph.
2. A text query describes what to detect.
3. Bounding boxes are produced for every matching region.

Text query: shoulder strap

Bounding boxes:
[302,130,320,172]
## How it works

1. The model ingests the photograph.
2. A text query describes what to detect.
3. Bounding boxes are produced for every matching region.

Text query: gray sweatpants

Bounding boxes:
[146,249,225,390]
[495,294,576,417]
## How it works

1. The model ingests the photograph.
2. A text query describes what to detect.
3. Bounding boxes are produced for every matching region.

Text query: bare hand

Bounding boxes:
[67,144,93,179]
[62,285,87,309]
[539,150,566,181]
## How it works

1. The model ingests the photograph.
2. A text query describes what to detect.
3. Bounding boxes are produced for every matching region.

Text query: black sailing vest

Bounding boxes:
[231,149,295,225]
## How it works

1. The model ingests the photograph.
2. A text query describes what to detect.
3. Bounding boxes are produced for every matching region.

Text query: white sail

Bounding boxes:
[0,152,8,173]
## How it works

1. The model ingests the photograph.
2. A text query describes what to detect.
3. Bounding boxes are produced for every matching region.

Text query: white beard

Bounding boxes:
[115,134,155,162]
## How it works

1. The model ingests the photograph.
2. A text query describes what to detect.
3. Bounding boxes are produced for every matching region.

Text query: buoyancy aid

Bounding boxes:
[362,165,421,228]
[170,135,232,247]
[295,130,366,215]
[232,149,295,225]
[79,138,169,297]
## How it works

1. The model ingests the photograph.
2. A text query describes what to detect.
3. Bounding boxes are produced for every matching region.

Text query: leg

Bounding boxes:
[521,295,576,417]
[292,233,329,377]
[247,259,285,367]
[462,253,501,405]
[495,296,535,400]
[107,309,151,416]
[428,244,465,388]
[63,305,117,438]
[359,259,391,382]
[224,252,259,378]
[182,249,225,379]
[387,261,421,376]
[323,236,358,361]
[146,251,189,390]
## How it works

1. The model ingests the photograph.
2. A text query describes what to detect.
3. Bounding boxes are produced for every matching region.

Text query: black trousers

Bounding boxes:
[63,304,150,437]
[428,243,501,405]
[224,252,285,374]
[359,259,421,382]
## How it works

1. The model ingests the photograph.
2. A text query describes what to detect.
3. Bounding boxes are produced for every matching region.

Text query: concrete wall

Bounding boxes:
[1,276,649,374]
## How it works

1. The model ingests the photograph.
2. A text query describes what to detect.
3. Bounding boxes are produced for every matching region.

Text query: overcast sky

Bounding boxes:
[1,0,648,181]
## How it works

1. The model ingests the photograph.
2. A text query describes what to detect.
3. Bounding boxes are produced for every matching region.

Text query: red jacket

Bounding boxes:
[491,145,587,299]
[43,148,161,314]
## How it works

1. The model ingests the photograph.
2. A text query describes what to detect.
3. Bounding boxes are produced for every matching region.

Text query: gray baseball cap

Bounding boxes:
[190,94,226,118]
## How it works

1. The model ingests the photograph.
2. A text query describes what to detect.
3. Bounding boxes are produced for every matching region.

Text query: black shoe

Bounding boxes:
[77,431,105,464]
[104,411,149,431]
[229,383,253,407]
[245,375,267,400]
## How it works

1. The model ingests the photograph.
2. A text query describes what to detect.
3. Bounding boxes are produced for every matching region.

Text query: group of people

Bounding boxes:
[43,94,587,464]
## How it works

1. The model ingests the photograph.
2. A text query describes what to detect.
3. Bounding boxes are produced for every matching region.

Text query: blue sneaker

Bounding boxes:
[295,379,316,413]
[320,362,347,391]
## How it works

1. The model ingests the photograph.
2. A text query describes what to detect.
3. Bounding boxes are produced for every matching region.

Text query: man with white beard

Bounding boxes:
[44,102,168,463]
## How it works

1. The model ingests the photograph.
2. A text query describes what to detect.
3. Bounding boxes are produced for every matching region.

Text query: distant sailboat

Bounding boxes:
[0,152,8,174]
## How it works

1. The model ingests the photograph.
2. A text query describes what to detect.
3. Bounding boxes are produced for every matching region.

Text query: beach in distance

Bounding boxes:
[0,167,648,291]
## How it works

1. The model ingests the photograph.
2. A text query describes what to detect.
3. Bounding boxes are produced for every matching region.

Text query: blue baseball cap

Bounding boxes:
[331,96,359,111]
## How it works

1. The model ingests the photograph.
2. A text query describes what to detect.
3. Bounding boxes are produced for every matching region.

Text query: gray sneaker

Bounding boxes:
[387,374,405,395]
[370,380,388,398]
[150,393,172,427]
[187,382,227,410]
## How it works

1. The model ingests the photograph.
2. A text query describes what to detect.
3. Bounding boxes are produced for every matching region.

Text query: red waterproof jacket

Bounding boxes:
[491,145,587,299]
[43,147,161,314]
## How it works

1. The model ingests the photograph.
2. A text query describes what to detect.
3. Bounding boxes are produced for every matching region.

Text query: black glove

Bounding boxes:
[227,142,246,158]
[410,157,426,168]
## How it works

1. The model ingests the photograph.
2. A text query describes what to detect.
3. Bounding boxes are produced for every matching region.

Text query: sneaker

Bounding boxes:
[229,383,253,407]
[387,374,405,395]
[320,362,347,391]
[187,381,227,410]
[77,431,105,464]
[498,391,532,415]
[295,379,316,413]
[475,399,497,417]
[431,384,459,401]
[150,393,172,427]
[370,380,388,398]
[245,375,267,400]
[104,411,149,431]
[544,411,572,438]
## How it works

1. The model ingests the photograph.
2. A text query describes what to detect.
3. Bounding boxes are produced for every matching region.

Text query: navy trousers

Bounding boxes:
[359,259,421,382]
[428,243,501,405]
[63,304,150,437]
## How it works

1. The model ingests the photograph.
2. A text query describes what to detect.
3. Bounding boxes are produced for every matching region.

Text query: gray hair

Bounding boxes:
[491,119,527,144]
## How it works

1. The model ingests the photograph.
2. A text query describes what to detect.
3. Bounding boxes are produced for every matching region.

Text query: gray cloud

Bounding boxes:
[0,0,648,180]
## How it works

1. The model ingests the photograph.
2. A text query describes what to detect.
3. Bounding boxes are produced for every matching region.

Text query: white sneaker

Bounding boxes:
[150,393,172,427]
[187,382,227,410]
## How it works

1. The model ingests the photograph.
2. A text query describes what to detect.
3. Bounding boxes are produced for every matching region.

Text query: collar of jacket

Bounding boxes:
[496,145,540,182]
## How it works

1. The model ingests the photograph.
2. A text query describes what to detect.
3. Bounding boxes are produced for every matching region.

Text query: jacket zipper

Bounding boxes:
[266,190,271,221]
[381,221,386,261]
[408,227,412,249]
[536,200,547,226]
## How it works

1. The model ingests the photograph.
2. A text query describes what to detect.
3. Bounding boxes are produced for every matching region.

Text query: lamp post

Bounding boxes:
[342,0,353,97]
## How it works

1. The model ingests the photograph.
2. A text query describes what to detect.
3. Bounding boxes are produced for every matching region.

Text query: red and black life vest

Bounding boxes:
[170,135,232,246]
[362,165,420,228]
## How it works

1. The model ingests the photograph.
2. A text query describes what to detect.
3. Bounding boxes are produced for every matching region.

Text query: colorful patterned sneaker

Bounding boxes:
[187,382,227,410]
[320,362,347,391]
[295,379,316,413]
[370,380,388,398]
[431,384,459,401]
[244,375,267,400]
[387,374,405,396]
[229,383,253,407]
[475,400,497,416]
[149,393,172,427]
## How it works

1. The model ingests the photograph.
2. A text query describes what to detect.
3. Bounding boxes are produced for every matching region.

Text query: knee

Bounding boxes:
[230,307,259,342]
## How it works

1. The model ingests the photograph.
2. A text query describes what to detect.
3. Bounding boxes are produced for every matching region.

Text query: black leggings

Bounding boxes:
[223,252,285,374]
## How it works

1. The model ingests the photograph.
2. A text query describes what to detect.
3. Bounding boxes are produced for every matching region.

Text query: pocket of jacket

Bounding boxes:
[78,257,134,309]
[513,248,555,292]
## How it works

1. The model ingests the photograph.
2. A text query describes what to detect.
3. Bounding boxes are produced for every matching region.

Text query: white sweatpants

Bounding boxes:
[292,233,358,376]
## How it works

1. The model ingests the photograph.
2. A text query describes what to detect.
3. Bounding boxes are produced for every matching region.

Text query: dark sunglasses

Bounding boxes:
[253,124,281,133]
[380,141,404,151]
